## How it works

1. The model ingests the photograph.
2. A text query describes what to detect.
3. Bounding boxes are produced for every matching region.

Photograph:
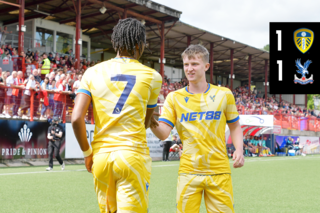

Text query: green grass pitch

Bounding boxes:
[1,156,320,213]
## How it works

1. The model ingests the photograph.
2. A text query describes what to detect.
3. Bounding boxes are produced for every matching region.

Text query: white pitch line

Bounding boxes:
[1,156,320,176]
[0,164,180,176]
[0,169,87,176]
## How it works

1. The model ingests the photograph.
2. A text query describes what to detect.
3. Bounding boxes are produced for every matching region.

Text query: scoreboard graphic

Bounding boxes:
[270,23,320,94]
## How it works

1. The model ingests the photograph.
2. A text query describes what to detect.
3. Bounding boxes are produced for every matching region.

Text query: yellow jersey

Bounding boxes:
[78,57,162,155]
[159,84,239,175]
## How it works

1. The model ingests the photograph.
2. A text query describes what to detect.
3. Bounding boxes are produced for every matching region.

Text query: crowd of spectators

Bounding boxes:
[0,67,87,120]
[0,44,100,76]
[232,85,319,118]
[158,75,188,103]
[0,38,318,123]
[0,42,97,120]
[157,77,319,120]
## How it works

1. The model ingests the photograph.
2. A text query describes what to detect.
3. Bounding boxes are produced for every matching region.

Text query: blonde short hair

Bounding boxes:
[181,44,209,63]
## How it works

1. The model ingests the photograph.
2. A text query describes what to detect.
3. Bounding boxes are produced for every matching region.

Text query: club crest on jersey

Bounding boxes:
[210,95,215,102]
[294,59,313,85]
[294,28,314,54]
[184,97,189,103]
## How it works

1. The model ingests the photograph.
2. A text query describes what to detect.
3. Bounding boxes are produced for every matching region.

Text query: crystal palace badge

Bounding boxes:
[294,59,313,85]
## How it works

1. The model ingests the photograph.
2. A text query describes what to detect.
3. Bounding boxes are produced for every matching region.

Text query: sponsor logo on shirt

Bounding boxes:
[180,111,221,122]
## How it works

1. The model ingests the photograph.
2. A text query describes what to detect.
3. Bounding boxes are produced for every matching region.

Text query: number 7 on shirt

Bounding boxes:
[111,74,136,114]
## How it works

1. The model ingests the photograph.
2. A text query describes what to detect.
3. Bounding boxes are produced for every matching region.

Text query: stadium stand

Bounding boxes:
[0,47,319,133]
[0,1,315,133]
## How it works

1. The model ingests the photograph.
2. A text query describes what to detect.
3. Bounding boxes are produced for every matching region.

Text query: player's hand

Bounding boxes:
[84,153,93,173]
[233,149,244,168]
[150,112,160,128]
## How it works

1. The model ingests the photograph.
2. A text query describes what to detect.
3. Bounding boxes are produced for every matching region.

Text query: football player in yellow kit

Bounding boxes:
[150,44,244,213]
[72,18,162,213]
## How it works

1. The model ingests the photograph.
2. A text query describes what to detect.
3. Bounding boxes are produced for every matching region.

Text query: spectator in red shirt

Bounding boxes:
[82,63,87,70]
[53,80,70,118]
[56,74,66,88]
[12,71,25,118]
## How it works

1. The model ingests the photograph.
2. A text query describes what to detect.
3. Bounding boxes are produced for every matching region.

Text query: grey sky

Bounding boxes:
[153,0,320,49]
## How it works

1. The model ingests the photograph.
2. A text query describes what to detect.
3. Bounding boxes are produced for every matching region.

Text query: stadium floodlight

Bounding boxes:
[100,6,107,14]
[229,74,235,79]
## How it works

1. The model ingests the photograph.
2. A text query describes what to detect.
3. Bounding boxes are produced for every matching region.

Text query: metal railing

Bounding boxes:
[0,85,94,124]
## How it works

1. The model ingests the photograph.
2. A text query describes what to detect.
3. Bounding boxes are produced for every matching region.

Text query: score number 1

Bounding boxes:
[276,30,282,81]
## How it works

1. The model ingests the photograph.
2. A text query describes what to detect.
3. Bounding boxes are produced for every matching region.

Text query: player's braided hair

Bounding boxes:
[111,18,146,57]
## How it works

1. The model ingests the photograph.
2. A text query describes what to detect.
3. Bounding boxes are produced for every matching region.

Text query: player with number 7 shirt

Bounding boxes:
[71,18,162,213]
[150,44,244,213]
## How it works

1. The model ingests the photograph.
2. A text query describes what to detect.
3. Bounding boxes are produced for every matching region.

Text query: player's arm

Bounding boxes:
[228,121,243,150]
[228,120,244,168]
[71,93,92,172]
[145,108,155,129]
[225,89,244,168]
[71,93,91,152]
[150,120,173,141]
[146,72,162,129]
[150,90,176,140]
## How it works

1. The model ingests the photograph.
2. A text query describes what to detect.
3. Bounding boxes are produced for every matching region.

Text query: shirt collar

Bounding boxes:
[185,83,210,94]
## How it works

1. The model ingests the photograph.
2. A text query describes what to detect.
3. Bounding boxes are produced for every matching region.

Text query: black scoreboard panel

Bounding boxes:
[270,22,320,94]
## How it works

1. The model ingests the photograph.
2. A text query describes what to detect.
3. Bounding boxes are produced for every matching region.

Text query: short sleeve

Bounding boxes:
[159,92,176,128]
[78,68,92,97]
[225,90,240,123]
[147,72,162,108]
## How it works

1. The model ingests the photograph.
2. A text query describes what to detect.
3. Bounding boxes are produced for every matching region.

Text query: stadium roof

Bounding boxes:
[143,21,269,82]
[0,0,269,82]
[0,0,181,29]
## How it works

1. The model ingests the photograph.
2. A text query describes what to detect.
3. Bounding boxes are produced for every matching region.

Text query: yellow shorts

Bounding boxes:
[176,173,234,213]
[92,150,152,213]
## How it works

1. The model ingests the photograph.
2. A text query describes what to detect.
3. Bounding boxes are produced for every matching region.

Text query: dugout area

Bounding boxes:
[225,115,275,154]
